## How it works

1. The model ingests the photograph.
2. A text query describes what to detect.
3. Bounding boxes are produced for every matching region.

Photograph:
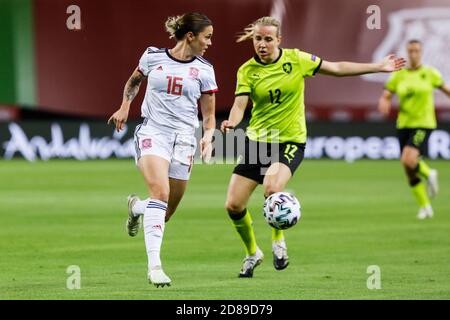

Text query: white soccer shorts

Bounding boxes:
[133,120,196,181]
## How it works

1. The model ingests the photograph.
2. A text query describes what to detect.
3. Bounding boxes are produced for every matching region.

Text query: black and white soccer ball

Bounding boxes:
[263,192,301,230]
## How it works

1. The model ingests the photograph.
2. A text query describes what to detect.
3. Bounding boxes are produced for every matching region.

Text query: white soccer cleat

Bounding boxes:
[239,246,264,278]
[148,266,172,288]
[126,194,141,237]
[272,239,289,270]
[427,169,439,198]
[417,204,434,220]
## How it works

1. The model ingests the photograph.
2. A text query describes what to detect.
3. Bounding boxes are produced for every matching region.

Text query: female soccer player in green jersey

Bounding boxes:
[220,16,406,278]
[378,40,450,220]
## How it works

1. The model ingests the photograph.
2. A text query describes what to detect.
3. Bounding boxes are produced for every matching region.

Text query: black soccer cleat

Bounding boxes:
[273,254,289,270]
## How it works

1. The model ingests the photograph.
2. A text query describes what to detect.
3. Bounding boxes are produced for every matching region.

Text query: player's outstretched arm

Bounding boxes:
[108,68,146,132]
[378,90,393,116]
[318,54,406,77]
[439,83,450,100]
[200,92,217,162]
[220,95,249,133]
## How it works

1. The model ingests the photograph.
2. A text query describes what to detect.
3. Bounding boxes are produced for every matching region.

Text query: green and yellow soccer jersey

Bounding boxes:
[385,66,444,129]
[235,48,322,143]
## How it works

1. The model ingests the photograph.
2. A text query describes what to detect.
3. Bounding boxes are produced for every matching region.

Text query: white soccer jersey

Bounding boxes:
[137,46,218,133]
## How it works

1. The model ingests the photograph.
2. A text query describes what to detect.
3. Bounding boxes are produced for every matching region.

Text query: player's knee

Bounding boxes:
[400,154,416,170]
[263,183,283,197]
[225,200,245,217]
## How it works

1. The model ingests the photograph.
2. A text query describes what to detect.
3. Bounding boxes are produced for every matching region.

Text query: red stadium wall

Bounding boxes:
[34,0,450,118]
[34,0,271,118]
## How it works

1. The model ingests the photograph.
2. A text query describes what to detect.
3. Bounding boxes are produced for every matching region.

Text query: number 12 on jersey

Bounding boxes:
[167,76,183,96]
[269,89,282,104]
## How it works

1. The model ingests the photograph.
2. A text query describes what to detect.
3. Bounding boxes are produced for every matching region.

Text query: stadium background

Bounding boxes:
[0,0,449,300]
[1,0,450,160]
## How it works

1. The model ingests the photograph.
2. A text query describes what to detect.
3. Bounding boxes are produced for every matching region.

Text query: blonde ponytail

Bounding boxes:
[165,15,184,39]
[236,16,281,43]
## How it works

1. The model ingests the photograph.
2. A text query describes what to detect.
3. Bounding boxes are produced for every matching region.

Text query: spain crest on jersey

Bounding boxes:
[189,67,199,79]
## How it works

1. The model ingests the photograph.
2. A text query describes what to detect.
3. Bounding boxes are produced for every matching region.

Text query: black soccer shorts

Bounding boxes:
[397,128,432,155]
[232,137,305,184]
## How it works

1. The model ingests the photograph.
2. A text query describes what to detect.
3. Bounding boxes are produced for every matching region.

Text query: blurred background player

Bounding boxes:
[108,12,218,287]
[378,40,450,219]
[221,16,406,278]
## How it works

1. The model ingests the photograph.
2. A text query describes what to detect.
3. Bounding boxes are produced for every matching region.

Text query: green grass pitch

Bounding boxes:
[0,159,449,299]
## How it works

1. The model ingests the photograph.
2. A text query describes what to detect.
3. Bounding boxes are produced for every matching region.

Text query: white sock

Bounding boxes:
[132,198,149,216]
[143,199,167,270]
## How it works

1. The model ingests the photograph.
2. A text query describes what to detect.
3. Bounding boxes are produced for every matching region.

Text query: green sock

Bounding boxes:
[232,209,257,256]
[417,160,431,178]
[411,181,430,207]
[272,228,284,242]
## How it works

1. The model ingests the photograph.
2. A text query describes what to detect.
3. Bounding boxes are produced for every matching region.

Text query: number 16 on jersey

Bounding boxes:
[167,76,183,96]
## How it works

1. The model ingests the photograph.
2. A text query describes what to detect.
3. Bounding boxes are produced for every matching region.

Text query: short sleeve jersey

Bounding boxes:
[138,47,218,133]
[385,66,443,129]
[235,48,322,143]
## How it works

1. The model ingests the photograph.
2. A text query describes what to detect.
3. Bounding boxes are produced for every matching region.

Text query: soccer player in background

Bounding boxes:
[378,40,450,219]
[108,13,218,287]
[220,16,406,278]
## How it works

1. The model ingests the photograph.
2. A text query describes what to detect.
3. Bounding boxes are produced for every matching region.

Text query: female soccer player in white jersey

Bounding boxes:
[220,16,405,278]
[108,13,218,287]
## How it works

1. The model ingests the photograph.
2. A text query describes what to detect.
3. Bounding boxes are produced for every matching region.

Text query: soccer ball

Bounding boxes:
[263,192,301,230]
